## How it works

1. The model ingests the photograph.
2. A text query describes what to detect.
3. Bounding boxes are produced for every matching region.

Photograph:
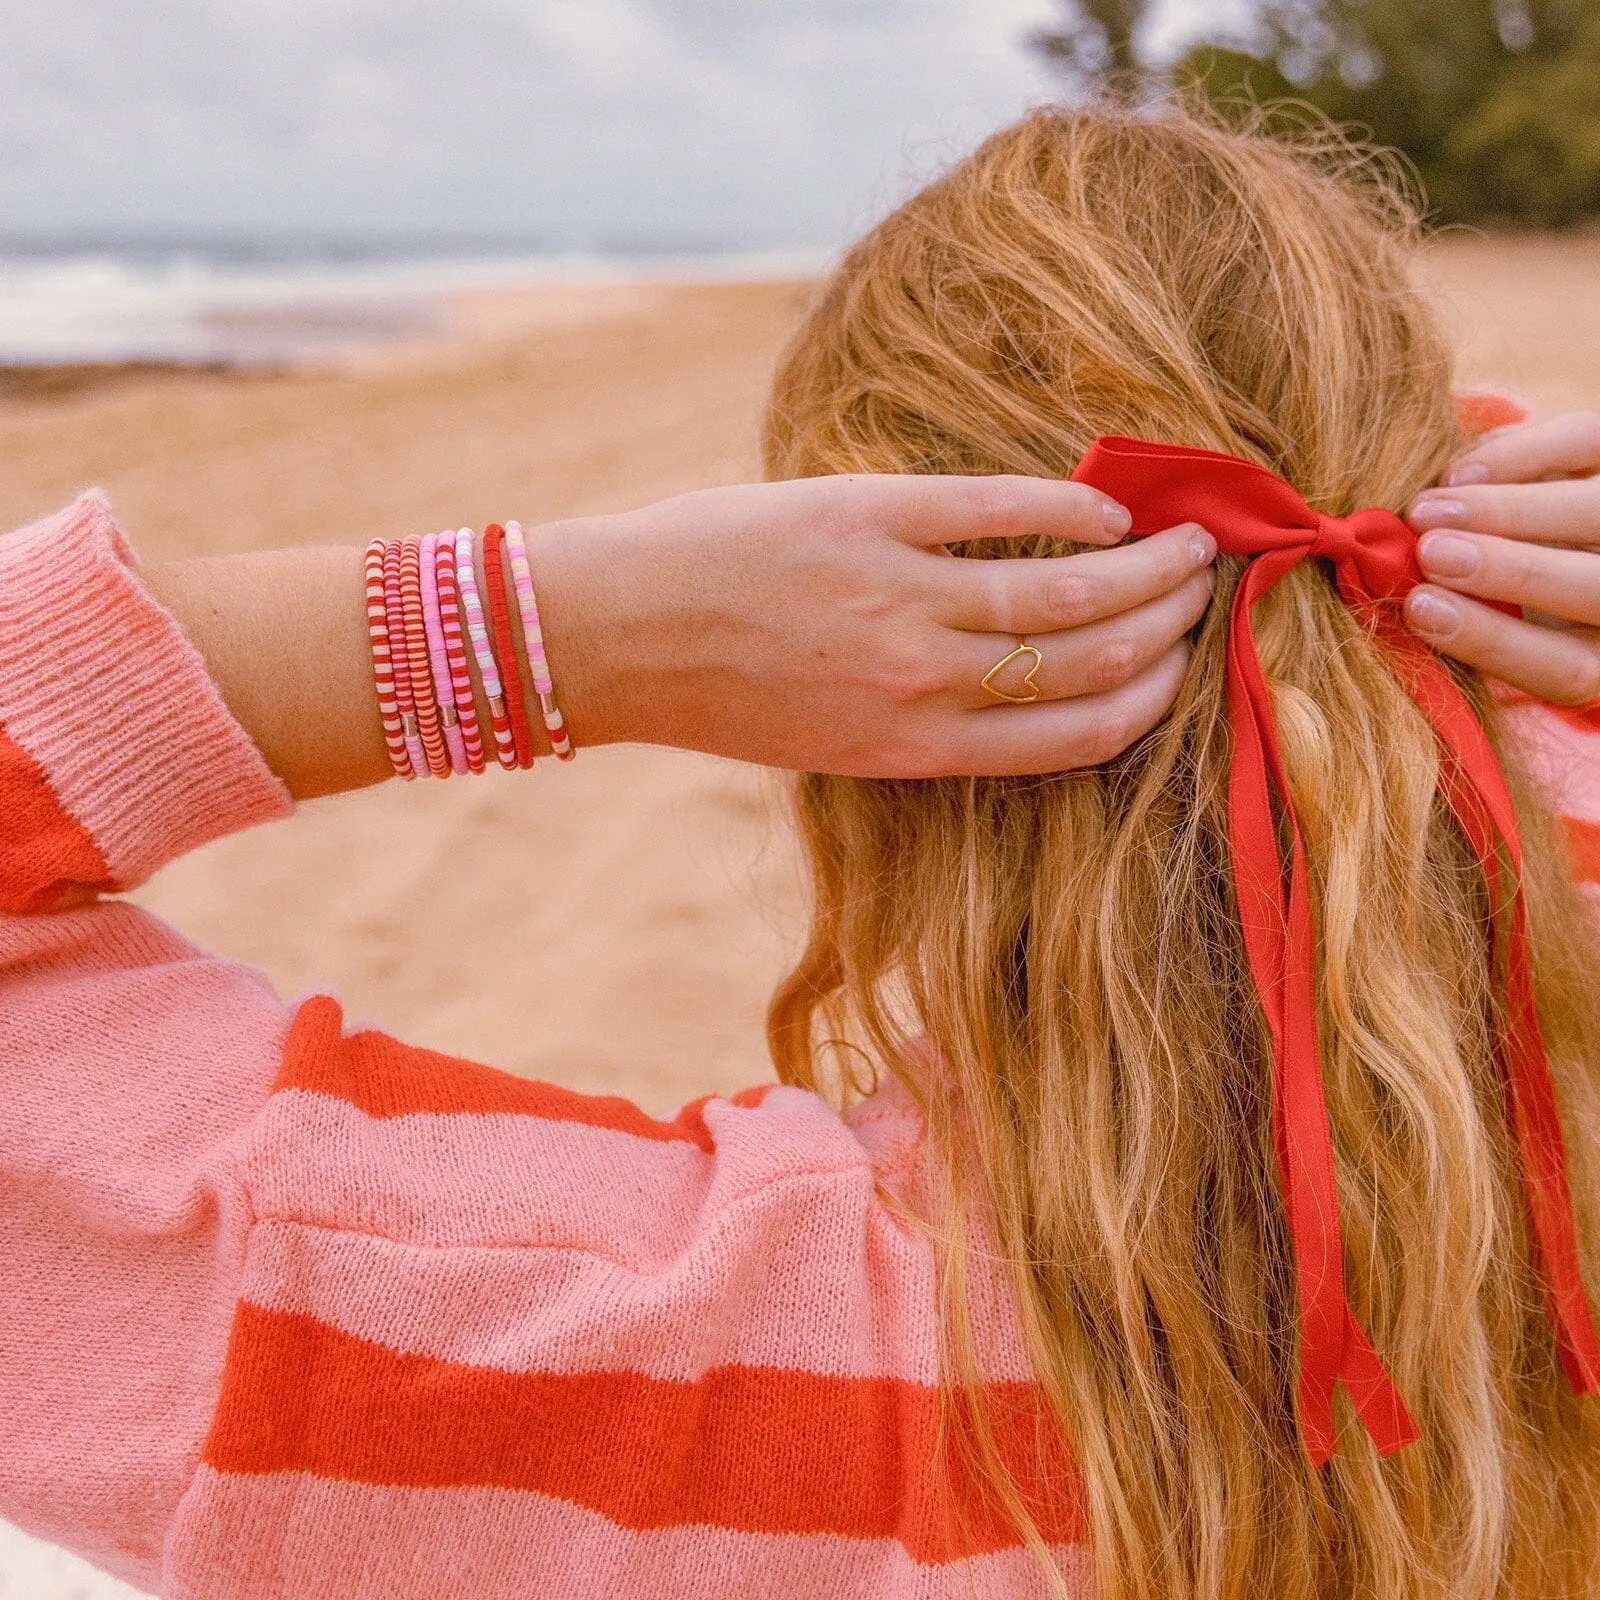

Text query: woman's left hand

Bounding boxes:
[1402,412,1600,707]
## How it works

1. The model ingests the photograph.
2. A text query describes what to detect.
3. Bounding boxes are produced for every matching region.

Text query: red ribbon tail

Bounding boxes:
[1294,1283,1419,1467]
[1337,1306,1422,1458]
[1504,900,1600,1395]
[1382,623,1600,1396]
[1228,572,1423,1466]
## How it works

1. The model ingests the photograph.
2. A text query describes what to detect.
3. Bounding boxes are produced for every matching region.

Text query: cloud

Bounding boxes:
[0,0,1245,250]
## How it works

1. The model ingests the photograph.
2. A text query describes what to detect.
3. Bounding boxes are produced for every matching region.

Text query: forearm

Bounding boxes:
[143,546,390,801]
[142,529,588,802]
[129,472,1223,800]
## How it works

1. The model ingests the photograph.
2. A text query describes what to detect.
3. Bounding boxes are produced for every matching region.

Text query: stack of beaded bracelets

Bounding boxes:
[363,521,573,780]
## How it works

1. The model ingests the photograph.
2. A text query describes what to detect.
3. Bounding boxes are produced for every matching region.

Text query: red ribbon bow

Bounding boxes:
[1071,435,1600,1465]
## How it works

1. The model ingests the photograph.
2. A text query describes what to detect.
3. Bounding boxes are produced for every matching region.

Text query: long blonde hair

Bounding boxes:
[763,105,1600,1599]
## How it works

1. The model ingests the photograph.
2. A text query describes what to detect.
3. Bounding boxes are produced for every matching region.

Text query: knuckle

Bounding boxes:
[1078,706,1139,767]
[1548,650,1600,707]
[977,565,1017,632]
[1043,568,1096,627]
[1502,545,1540,590]
[870,642,944,706]
[1086,633,1141,693]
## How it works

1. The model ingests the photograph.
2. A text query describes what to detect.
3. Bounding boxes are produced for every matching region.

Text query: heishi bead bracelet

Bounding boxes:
[365,525,575,779]
[364,540,414,780]
[382,537,427,779]
[503,520,573,761]
[436,531,486,774]
[420,530,469,776]
[456,525,518,770]
[399,535,451,777]
[483,523,535,769]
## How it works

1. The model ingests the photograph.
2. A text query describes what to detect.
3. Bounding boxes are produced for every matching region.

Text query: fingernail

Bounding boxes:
[1405,588,1461,636]
[1101,500,1133,537]
[1188,527,1215,564]
[1408,497,1468,529]
[1445,460,1490,487]
[1418,531,1479,578]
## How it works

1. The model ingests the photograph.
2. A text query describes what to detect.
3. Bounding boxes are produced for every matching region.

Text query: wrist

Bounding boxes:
[517,514,636,752]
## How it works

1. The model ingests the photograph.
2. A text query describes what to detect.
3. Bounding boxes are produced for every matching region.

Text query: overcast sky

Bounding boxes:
[0,0,1252,253]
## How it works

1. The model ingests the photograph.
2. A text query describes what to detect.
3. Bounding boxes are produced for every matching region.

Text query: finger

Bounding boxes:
[882,644,1192,778]
[952,569,1213,707]
[1416,530,1600,626]
[1408,479,1600,546]
[922,522,1216,635]
[1441,411,1600,487]
[1403,586,1600,706]
[873,474,1134,549]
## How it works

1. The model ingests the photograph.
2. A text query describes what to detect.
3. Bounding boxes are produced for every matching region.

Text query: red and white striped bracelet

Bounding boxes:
[364,539,414,780]
[382,538,427,778]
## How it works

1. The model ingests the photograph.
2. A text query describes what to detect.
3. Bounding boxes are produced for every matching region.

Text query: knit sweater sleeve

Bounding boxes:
[0,495,296,1591]
[0,493,292,909]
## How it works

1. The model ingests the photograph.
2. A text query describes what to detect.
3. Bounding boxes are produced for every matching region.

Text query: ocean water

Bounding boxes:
[0,247,825,367]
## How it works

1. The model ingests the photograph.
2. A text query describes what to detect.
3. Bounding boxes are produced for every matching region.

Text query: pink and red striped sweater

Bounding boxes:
[1,494,1597,1599]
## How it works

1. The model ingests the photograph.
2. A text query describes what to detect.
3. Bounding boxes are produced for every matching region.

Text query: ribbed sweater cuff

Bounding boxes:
[0,492,292,887]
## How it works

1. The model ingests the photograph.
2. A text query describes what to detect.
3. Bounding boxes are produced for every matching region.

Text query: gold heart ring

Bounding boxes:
[980,637,1044,704]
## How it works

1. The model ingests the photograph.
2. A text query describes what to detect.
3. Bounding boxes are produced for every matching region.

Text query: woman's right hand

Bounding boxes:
[530,474,1216,778]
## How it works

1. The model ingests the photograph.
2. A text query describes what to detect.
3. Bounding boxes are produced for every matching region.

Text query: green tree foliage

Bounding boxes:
[1031,0,1600,225]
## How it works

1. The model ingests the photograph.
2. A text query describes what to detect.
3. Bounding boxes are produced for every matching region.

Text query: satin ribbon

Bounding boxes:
[1070,435,1600,1466]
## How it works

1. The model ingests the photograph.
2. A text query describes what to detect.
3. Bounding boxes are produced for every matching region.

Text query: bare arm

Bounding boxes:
[144,545,386,800]
[142,475,1217,800]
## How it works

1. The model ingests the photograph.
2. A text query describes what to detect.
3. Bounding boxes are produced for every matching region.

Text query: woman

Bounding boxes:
[3,105,1600,1600]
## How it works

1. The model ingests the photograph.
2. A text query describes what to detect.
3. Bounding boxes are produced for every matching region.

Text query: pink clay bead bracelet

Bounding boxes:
[436,531,485,774]
[503,520,574,760]
[420,530,469,776]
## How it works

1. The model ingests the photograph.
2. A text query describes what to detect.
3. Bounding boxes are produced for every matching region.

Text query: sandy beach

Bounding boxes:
[0,239,1596,1120]
[1,276,817,1116]
[0,236,1598,1596]
[2,241,1599,1113]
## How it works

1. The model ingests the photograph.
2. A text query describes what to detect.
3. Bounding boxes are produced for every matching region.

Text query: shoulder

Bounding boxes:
[226,996,969,1391]
[245,994,900,1264]
[175,1000,1077,1595]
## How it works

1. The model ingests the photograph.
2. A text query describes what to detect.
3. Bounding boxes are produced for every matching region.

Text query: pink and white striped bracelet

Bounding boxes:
[455,526,518,770]
[502,520,574,760]
[435,531,485,774]
[420,531,469,776]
